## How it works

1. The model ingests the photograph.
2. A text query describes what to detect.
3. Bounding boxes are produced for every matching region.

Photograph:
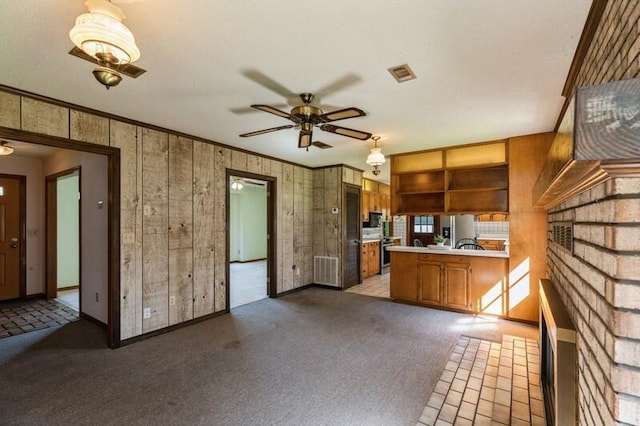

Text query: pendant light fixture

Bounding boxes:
[0,140,14,156]
[69,0,141,89]
[366,136,386,176]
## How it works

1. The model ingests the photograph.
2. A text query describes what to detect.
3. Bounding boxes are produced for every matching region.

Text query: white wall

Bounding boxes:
[0,155,45,295]
[44,150,108,323]
[56,173,79,288]
[230,185,267,262]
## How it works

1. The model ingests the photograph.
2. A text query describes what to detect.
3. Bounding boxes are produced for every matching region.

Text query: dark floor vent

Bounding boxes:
[551,222,573,252]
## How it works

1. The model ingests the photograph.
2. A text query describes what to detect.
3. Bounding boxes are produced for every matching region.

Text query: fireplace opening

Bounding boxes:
[539,279,577,425]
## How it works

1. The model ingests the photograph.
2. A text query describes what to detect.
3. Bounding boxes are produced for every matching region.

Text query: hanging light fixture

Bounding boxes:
[0,140,14,156]
[366,136,386,176]
[231,179,244,191]
[69,0,141,89]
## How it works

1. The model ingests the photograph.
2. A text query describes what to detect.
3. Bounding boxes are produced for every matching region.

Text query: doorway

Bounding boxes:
[227,171,276,309]
[46,168,81,311]
[0,174,26,301]
[343,184,361,289]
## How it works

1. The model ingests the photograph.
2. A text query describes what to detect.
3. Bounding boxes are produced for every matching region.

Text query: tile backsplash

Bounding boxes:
[475,221,509,236]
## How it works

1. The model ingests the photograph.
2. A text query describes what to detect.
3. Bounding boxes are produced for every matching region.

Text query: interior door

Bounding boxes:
[0,176,23,301]
[343,184,361,289]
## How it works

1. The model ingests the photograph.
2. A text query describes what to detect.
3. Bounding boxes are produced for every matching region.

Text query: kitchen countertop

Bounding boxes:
[387,245,509,258]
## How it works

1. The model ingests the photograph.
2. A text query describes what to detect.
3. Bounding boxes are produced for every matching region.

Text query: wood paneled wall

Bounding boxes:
[0,89,323,340]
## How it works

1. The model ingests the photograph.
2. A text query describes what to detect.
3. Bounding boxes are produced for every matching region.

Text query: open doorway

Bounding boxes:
[227,171,276,309]
[46,168,81,311]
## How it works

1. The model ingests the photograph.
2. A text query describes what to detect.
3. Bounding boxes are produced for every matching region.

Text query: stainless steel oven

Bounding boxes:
[381,239,393,269]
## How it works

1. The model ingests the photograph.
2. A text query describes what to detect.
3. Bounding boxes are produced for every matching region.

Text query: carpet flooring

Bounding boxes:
[0,287,536,425]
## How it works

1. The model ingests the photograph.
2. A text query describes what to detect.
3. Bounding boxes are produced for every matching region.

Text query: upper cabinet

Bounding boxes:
[391,140,508,215]
[362,178,391,220]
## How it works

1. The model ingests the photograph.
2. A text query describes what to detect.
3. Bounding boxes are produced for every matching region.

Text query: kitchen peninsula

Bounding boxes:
[388,246,509,315]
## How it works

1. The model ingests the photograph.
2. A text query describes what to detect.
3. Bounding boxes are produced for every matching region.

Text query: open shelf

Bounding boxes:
[393,192,445,215]
[448,189,508,213]
[448,165,508,191]
[394,170,445,194]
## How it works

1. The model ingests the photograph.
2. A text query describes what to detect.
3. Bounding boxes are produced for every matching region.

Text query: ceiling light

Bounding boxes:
[69,0,140,89]
[231,179,244,190]
[366,136,386,176]
[0,140,14,156]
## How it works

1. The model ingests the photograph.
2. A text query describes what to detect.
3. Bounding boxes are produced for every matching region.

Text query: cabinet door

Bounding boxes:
[390,252,418,302]
[418,262,443,306]
[380,194,390,219]
[362,191,370,221]
[370,192,381,212]
[370,243,380,275]
[443,262,469,310]
[361,245,369,278]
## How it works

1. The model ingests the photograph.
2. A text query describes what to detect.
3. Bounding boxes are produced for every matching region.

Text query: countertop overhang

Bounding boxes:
[387,245,509,258]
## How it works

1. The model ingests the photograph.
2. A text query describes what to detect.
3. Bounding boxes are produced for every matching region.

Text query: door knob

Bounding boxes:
[10,237,18,248]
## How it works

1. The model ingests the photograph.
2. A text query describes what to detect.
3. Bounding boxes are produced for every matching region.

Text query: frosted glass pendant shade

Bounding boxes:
[366,147,386,166]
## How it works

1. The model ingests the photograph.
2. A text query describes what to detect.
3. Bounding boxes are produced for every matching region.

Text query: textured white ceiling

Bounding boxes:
[0,0,592,182]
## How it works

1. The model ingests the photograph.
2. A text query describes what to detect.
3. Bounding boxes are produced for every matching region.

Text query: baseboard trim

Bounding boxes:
[118,310,227,348]
[273,283,342,298]
[58,285,79,291]
[24,293,46,300]
[80,312,107,329]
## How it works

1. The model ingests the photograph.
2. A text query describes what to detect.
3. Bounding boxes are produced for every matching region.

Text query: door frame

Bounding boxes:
[0,127,121,348]
[45,167,81,305]
[342,183,361,289]
[0,174,27,298]
[225,169,277,310]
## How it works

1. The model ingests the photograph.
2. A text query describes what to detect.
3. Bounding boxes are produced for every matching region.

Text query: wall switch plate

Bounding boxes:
[143,307,151,319]
[169,296,176,306]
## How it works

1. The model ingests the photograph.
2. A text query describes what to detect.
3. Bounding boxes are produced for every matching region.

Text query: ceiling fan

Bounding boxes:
[239,93,372,150]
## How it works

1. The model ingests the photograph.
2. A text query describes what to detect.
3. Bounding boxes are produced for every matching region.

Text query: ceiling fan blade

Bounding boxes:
[251,104,294,120]
[318,107,366,123]
[298,131,312,149]
[230,103,288,115]
[315,74,361,99]
[239,125,295,137]
[320,124,372,141]
[242,69,296,100]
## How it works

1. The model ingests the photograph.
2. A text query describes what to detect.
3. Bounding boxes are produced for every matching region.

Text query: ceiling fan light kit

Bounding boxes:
[69,0,141,89]
[240,92,372,151]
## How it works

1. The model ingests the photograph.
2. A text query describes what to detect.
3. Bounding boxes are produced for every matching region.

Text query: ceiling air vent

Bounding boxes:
[311,141,333,149]
[388,64,416,83]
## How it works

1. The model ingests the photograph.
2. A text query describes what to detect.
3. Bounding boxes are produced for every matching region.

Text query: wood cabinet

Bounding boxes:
[477,213,509,221]
[361,240,380,279]
[417,254,469,310]
[477,239,506,251]
[391,251,508,316]
[362,178,391,221]
[391,140,508,215]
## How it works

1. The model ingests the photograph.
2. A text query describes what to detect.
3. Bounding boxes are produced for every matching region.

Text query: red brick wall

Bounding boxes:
[547,2,640,425]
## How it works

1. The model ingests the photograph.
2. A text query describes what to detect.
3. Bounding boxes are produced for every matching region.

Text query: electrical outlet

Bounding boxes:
[296,268,300,276]
[143,307,151,319]
[169,296,176,306]
[95,292,99,302]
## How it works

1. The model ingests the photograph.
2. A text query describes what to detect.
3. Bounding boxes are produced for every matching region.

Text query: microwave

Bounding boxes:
[369,212,383,228]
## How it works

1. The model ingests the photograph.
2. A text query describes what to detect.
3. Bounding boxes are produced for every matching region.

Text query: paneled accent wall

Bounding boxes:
[547,2,640,424]
[0,89,318,341]
[312,166,362,288]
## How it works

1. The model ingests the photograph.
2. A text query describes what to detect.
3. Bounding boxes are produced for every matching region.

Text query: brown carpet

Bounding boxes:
[0,287,536,425]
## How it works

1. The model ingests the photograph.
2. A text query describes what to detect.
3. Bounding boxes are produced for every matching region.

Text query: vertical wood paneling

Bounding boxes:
[312,169,326,256]
[231,150,247,171]
[270,161,283,292]
[0,91,20,129]
[281,163,294,292]
[213,147,231,312]
[293,166,305,288]
[141,128,169,332]
[303,168,314,284]
[21,97,69,138]
[247,154,262,174]
[70,110,109,146]
[110,120,141,339]
[168,136,193,325]
[193,141,216,318]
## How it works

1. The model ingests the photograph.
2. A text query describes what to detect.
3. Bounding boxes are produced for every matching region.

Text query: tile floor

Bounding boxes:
[418,334,545,426]
[56,288,79,310]
[0,298,79,339]
[345,269,390,298]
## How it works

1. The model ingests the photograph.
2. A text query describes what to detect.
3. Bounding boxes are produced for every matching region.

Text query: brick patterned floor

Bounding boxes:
[418,334,545,425]
[0,298,79,339]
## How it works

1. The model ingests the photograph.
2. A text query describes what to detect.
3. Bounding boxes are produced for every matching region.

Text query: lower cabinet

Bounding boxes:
[361,241,380,279]
[391,252,507,316]
[418,256,469,310]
